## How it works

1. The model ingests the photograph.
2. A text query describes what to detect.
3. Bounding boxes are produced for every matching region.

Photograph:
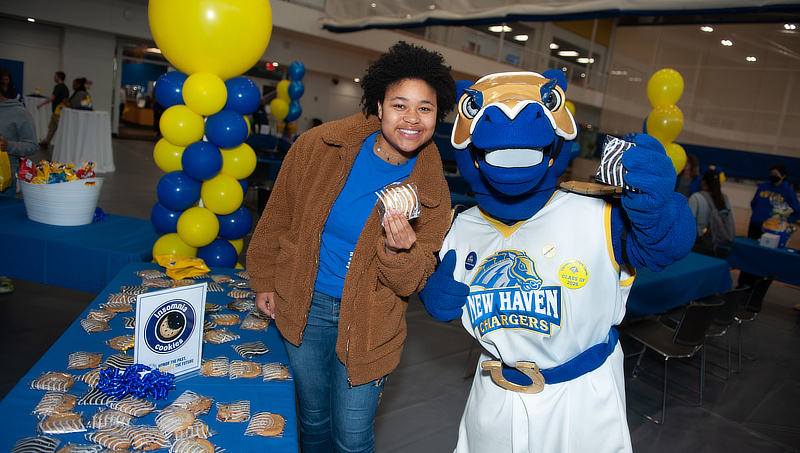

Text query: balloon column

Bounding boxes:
[645,68,686,174]
[270,61,305,138]
[147,0,272,268]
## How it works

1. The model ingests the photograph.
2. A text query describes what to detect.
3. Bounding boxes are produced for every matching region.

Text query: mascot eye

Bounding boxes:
[543,89,562,112]
[461,95,481,119]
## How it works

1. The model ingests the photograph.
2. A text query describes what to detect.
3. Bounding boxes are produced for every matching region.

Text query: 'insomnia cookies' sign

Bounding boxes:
[134,284,207,377]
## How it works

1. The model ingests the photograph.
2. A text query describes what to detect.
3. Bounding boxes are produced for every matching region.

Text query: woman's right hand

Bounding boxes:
[255,291,276,319]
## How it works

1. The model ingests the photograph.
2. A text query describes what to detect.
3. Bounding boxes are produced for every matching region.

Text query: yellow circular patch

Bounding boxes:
[558,260,589,289]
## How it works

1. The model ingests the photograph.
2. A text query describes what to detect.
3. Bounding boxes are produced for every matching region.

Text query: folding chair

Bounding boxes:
[734,275,775,371]
[705,286,750,380]
[621,299,723,424]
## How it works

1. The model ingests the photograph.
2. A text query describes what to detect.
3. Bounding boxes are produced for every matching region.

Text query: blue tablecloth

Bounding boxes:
[0,262,297,452]
[726,237,800,287]
[626,252,733,318]
[0,197,159,293]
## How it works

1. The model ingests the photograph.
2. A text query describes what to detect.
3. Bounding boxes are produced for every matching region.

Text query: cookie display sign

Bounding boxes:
[134,284,207,377]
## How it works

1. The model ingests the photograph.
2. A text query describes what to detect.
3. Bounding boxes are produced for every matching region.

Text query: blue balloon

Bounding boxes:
[217,206,253,240]
[239,178,248,197]
[205,110,249,149]
[150,201,182,233]
[197,238,238,268]
[285,101,302,122]
[224,77,261,115]
[154,72,188,108]
[182,141,222,181]
[287,81,304,101]
[288,61,305,81]
[156,171,201,211]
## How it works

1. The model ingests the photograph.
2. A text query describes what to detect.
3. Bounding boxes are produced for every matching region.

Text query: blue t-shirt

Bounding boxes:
[750,180,800,225]
[314,133,417,298]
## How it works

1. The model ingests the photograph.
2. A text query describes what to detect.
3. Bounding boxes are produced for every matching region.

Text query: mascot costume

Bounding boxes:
[419,71,695,452]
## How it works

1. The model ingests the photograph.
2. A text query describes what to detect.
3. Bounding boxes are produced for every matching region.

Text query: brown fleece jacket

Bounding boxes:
[246,113,451,386]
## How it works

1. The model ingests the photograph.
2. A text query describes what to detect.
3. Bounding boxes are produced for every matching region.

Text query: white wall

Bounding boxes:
[0,17,61,99]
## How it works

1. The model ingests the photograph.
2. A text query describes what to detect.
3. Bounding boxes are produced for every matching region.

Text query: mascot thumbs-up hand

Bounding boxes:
[618,133,695,270]
[419,249,470,322]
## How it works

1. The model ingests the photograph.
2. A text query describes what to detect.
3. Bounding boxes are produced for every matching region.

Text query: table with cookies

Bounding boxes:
[0,262,298,453]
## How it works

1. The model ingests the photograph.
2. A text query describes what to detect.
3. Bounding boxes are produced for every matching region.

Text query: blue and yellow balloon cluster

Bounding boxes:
[147,0,272,268]
[645,68,686,174]
[270,61,305,130]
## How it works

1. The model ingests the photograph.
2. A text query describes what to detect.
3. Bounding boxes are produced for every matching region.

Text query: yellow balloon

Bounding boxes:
[276,80,291,102]
[235,262,245,269]
[228,238,244,254]
[565,101,576,116]
[201,174,244,215]
[270,98,289,122]
[177,206,220,248]
[664,142,687,175]
[148,0,273,80]
[220,143,257,180]
[153,232,198,257]
[153,138,185,173]
[646,104,684,145]
[160,105,206,147]
[647,68,684,108]
[182,72,228,116]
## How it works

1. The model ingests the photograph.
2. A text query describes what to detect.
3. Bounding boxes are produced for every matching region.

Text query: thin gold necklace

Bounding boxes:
[376,134,405,165]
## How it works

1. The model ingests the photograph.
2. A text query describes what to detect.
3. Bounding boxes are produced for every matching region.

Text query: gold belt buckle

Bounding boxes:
[481,360,545,394]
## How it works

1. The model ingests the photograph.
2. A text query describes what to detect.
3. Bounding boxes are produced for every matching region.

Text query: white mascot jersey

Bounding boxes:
[443,190,634,453]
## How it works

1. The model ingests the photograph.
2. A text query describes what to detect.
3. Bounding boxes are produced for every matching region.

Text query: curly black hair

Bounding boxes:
[360,41,456,124]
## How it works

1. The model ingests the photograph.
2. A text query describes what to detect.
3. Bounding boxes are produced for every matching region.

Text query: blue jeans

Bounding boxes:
[283,290,386,453]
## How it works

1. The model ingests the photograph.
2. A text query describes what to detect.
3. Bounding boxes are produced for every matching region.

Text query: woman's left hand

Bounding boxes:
[384,209,416,257]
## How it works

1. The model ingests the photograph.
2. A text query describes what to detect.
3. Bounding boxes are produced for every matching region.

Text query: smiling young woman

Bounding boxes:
[246,41,456,452]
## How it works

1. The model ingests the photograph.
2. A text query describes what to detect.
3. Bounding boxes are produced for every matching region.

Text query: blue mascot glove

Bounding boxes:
[419,249,470,322]
[619,134,695,270]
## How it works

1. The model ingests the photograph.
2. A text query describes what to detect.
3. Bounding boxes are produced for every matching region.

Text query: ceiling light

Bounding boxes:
[145,47,162,54]
[354,77,361,83]
[514,34,529,42]
[784,23,796,30]
[428,4,435,9]
[489,25,512,33]
[746,56,757,62]
[721,39,733,46]
[273,62,279,67]
[577,57,595,64]
[700,26,713,32]
[371,3,377,7]
[27,17,35,23]
[550,43,560,50]
[558,50,579,57]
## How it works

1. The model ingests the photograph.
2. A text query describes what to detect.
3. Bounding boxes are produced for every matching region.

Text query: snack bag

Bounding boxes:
[0,150,11,191]
[154,254,210,280]
[595,135,640,193]
[376,182,420,224]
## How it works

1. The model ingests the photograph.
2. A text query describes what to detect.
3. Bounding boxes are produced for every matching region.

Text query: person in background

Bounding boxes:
[747,164,800,239]
[37,71,69,149]
[0,91,38,196]
[67,78,91,109]
[688,171,734,257]
[253,98,269,134]
[0,69,24,105]
[246,41,456,452]
[676,153,700,198]
[738,164,800,289]
[0,89,37,293]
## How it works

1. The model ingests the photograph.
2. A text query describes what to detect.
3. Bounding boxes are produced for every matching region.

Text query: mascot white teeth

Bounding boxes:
[420,70,696,452]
